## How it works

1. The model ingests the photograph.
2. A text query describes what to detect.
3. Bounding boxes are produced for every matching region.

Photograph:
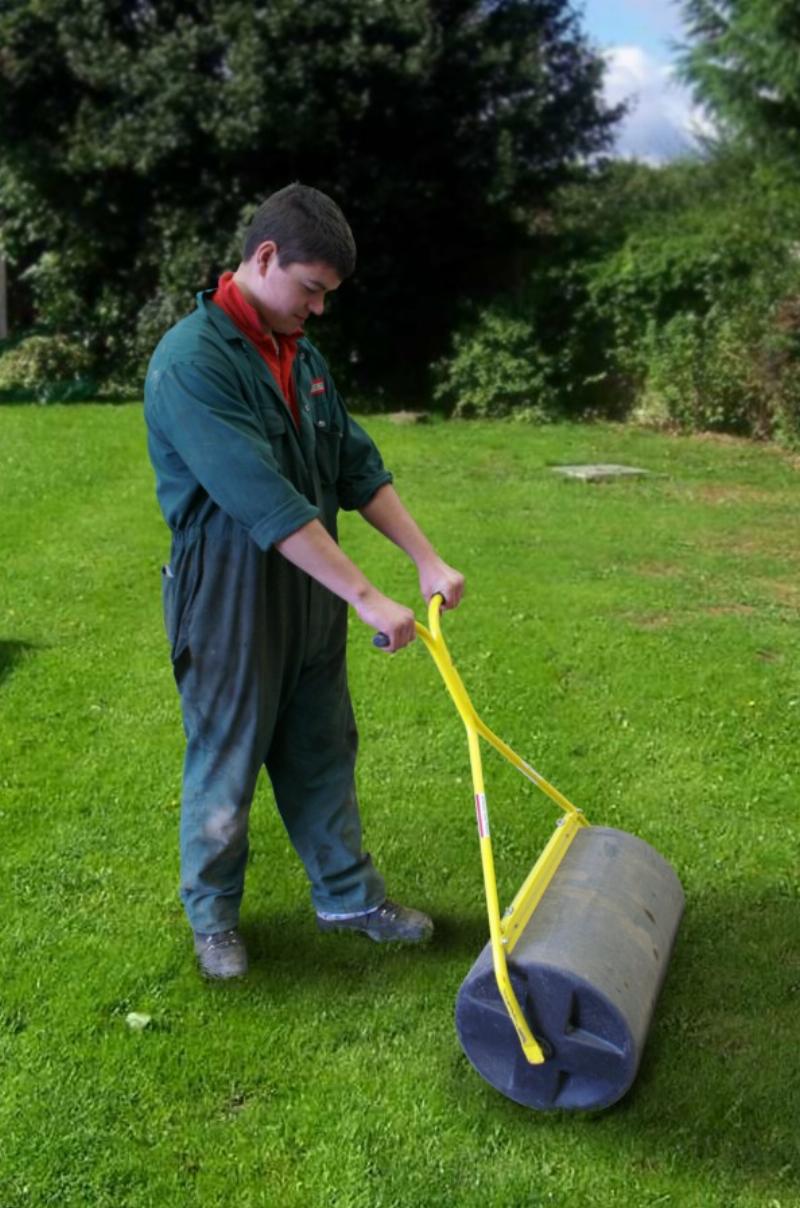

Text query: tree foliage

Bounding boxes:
[430,152,800,440]
[678,0,800,163]
[0,0,620,395]
[557,154,800,441]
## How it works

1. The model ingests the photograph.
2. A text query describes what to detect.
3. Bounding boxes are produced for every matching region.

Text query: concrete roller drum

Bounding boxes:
[455,826,685,1111]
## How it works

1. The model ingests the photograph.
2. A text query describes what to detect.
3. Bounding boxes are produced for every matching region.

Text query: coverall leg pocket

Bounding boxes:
[161,532,203,666]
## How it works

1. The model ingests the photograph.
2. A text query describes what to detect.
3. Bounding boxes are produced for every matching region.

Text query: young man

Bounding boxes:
[144,183,464,978]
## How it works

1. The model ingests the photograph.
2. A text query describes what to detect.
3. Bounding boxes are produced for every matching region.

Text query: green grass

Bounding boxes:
[1,404,798,1207]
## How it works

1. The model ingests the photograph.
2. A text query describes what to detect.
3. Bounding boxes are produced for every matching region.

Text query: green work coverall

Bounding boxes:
[144,291,389,933]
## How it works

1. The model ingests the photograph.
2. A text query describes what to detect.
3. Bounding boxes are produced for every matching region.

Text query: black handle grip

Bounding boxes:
[372,632,391,649]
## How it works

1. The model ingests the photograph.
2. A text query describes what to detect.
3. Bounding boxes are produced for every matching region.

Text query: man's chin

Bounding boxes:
[278,317,305,334]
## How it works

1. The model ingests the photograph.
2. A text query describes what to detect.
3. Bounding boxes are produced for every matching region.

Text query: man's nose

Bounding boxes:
[309,294,325,316]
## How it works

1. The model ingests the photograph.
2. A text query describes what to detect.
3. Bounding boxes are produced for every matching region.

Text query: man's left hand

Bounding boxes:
[418,559,465,611]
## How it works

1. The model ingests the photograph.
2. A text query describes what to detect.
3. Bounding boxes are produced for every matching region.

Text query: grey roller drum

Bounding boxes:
[455,826,685,1111]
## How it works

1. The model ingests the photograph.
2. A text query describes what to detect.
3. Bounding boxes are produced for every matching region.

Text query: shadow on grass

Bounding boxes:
[243,902,488,961]
[0,639,37,687]
[230,906,491,1020]
[233,887,798,1189]
[574,883,800,1190]
[297,882,798,1192]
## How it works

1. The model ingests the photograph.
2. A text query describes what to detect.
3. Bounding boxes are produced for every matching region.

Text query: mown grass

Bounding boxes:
[1,404,798,1208]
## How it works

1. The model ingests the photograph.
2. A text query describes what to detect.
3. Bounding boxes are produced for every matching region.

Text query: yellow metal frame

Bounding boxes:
[416,596,590,1065]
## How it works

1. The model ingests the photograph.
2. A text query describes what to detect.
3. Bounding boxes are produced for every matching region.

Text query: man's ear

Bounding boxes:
[254,240,279,275]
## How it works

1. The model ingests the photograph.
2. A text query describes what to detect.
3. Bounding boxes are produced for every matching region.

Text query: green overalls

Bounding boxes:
[144,291,390,933]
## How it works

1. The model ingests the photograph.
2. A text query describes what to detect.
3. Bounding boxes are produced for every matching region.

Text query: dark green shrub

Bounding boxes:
[630,310,761,433]
[629,284,800,443]
[751,291,800,444]
[587,226,769,356]
[0,334,96,402]
[564,152,800,440]
[432,307,560,421]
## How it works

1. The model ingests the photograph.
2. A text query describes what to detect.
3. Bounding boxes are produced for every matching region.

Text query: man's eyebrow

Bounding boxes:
[306,277,329,290]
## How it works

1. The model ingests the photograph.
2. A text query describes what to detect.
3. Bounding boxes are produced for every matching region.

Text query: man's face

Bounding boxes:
[251,243,342,334]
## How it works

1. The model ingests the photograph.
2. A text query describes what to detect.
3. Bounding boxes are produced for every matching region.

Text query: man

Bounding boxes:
[144,183,464,978]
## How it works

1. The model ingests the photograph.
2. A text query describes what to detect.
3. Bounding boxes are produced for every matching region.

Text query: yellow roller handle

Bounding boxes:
[410,594,589,1066]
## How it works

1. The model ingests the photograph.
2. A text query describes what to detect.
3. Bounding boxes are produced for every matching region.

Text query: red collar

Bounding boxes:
[213,271,302,352]
[212,271,301,427]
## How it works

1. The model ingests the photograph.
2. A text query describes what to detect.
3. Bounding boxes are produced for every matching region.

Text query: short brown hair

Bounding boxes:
[242,183,356,278]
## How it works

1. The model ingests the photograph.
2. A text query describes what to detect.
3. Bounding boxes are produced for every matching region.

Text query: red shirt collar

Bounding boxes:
[213,271,302,349]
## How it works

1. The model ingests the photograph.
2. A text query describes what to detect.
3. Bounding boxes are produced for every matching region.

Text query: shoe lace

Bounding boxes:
[207,929,240,948]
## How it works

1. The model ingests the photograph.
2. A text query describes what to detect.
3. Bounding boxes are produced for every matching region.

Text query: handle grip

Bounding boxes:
[372,593,447,649]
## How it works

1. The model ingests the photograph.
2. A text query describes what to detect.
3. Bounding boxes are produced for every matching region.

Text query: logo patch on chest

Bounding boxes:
[310,377,325,396]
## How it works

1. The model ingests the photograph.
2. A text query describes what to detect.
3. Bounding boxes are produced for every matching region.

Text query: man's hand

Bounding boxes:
[418,557,465,612]
[355,588,417,653]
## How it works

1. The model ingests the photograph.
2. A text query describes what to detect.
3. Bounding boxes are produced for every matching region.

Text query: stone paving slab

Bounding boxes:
[551,463,651,482]
[388,410,431,424]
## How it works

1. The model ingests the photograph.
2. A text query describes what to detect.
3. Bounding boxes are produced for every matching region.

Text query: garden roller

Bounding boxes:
[379,595,684,1111]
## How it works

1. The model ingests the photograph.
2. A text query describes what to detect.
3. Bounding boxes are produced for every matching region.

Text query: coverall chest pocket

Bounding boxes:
[262,409,289,471]
[313,420,342,487]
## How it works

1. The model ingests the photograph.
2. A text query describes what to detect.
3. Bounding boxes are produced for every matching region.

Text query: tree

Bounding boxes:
[0,0,621,395]
[678,0,800,164]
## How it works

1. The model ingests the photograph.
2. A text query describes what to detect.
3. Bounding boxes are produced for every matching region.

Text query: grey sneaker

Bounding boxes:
[193,928,248,979]
[316,899,434,944]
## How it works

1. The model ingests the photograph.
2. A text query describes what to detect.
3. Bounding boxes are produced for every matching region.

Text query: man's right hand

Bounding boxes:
[355,589,417,653]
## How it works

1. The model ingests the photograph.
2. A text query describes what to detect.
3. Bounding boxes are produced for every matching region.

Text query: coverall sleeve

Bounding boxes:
[331,387,394,511]
[147,360,319,549]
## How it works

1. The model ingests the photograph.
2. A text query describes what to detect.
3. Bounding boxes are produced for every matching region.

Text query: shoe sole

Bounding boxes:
[198,963,249,979]
[316,920,433,944]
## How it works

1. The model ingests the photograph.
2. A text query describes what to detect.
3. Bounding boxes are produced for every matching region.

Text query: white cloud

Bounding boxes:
[603,45,714,163]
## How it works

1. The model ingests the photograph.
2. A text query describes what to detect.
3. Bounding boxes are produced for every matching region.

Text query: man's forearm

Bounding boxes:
[275,516,418,651]
[275,518,373,607]
[359,483,466,610]
[358,484,437,565]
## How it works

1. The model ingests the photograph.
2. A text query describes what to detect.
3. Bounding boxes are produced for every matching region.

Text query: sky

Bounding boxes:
[578,0,713,162]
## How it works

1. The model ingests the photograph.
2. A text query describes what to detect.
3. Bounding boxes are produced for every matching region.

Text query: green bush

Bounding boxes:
[631,310,757,433]
[432,307,559,420]
[630,288,800,443]
[0,334,95,403]
[750,292,800,444]
[432,168,800,438]
[560,152,800,440]
[587,226,770,365]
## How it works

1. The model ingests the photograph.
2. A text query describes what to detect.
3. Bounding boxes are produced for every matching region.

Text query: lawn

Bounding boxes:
[1,404,798,1207]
